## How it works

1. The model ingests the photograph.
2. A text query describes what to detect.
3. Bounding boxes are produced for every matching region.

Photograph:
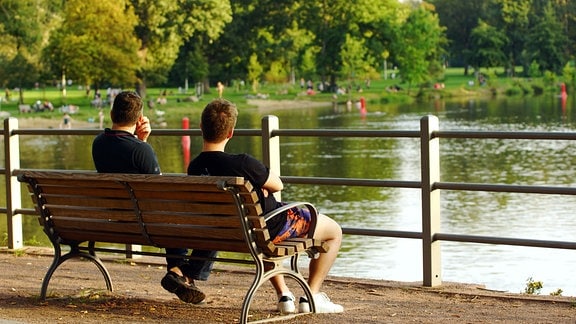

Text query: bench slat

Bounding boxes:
[36,186,129,198]
[46,206,137,221]
[152,237,250,253]
[137,201,262,217]
[137,200,238,214]
[132,189,260,204]
[31,178,126,189]
[292,238,330,253]
[14,169,245,185]
[146,224,245,241]
[43,197,134,209]
[52,218,142,234]
[275,239,313,252]
[142,213,242,227]
[247,216,266,229]
[134,190,234,202]
[56,231,152,245]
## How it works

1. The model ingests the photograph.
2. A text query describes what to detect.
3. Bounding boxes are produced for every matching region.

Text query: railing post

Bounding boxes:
[262,115,281,201]
[420,115,441,287]
[4,118,23,249]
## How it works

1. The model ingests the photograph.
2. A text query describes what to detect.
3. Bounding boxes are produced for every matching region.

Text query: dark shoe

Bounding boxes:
[161,272,206,304]
[160,271,184,293]
[176,281,206,304]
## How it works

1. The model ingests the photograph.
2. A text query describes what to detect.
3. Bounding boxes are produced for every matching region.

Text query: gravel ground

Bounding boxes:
[0,248,575,323]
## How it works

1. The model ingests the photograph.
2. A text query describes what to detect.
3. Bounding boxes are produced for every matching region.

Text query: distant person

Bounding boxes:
[185,98,344,314]
[59,113,72,129]
[217,81,224,98]
[98,109,104,129]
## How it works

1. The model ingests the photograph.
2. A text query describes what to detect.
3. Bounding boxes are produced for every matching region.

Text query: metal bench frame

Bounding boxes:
[16,170,328,323]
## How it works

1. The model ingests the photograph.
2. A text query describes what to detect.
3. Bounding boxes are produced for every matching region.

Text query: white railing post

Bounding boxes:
[262,115,281,201]
[4,118,23,249]
[420,115,441,287]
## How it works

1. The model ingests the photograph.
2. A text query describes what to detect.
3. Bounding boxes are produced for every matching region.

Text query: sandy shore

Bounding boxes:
[247,98,332,113]
[4,116,100,129]
[4,99,330,129]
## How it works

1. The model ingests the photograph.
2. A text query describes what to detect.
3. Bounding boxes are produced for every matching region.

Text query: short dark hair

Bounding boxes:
[111,91,143,126]
[201,98,238,142]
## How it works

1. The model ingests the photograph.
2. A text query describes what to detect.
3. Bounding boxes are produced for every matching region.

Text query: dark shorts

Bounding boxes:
[272,203,312,243]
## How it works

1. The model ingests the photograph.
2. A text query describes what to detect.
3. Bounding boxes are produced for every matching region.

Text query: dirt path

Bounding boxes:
[0,248,575,323]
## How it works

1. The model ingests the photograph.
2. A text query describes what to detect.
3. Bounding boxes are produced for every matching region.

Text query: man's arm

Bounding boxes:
[262,170,283,197]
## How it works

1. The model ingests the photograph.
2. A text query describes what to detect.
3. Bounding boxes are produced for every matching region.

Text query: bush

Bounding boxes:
[504,86,523,96]
[531,82,545,95]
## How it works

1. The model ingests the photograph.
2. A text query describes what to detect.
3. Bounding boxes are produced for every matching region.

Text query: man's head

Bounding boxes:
[111,91,143,126]
[201,98,238,143]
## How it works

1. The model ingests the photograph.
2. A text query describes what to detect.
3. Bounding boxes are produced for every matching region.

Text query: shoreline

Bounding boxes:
[247,98,333,113]
[5,99,332,129]
[5,116,100,129]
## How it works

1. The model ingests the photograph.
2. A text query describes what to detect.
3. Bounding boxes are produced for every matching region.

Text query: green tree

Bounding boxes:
[340,34,372,87]
[247,53,263,93]
[525,2,569,74]
[393,3,447,93]
[429,0,489,74]
[531,0,576,62]
[197,0,402,92]
[490,0,532,75]
[205,1,312,86]
[168,39,209,92]
[0,0,60,102]
[130,0,231,97]
[466,19,508,71]
[43,0,140,93]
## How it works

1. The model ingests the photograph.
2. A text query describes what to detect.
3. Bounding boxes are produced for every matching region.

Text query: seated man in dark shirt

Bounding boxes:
[186,98,344,314]
[92,91,207,304]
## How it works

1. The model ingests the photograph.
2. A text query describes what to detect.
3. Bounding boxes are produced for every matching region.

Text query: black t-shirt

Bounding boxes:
[187,151,285,237]
[92,128,161,174]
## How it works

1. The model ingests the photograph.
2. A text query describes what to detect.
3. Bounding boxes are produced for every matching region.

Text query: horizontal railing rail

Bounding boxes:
[3,115,576,288]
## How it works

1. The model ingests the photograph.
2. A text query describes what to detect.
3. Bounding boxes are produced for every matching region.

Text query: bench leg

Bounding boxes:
[240,255,316,323]
[289,253,316,313]
[40,243,113,300]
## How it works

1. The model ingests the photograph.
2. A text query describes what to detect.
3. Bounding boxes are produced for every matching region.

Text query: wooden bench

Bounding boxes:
[15,169,328,323]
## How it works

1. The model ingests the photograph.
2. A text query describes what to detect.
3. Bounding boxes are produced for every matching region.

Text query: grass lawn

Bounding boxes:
[0,67,566,126]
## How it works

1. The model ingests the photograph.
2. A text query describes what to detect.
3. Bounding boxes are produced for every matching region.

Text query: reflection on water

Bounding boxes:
[3,94,576,296]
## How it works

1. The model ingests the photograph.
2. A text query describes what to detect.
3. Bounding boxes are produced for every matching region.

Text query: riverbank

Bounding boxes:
[1,247,575,323]
[7,116,98,129]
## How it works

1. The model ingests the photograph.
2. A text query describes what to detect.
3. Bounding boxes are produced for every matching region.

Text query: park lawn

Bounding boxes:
[0,67,561,126]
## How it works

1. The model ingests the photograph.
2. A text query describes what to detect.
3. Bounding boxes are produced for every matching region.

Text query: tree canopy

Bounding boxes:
[430,0,576,76]
[1,0,573,96]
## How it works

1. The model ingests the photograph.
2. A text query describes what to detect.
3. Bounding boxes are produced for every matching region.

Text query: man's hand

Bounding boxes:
[135,115,152,142]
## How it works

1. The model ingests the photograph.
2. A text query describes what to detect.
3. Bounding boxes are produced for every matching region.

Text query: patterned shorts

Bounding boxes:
[272,203,312,244]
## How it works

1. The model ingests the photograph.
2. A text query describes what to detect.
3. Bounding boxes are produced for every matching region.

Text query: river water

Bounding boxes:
[3,94,576,296]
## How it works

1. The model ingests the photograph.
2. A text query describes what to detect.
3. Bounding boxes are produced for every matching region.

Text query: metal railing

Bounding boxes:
[3,115,576,288]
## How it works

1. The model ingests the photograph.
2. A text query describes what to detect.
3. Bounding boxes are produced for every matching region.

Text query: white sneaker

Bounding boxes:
[277,292,296,314]
[298,292,344,313]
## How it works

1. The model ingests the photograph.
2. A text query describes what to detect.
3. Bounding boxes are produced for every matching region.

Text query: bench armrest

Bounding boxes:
[262,202,319,239]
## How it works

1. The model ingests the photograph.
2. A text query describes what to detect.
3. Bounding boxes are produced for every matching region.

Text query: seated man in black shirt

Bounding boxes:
[186,98,344,314]
[92,91,207,304]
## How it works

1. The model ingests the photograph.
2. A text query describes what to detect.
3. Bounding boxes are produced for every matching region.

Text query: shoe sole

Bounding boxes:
[161,272,206,304]
[278,304,296,314]
[176,284,206,304]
